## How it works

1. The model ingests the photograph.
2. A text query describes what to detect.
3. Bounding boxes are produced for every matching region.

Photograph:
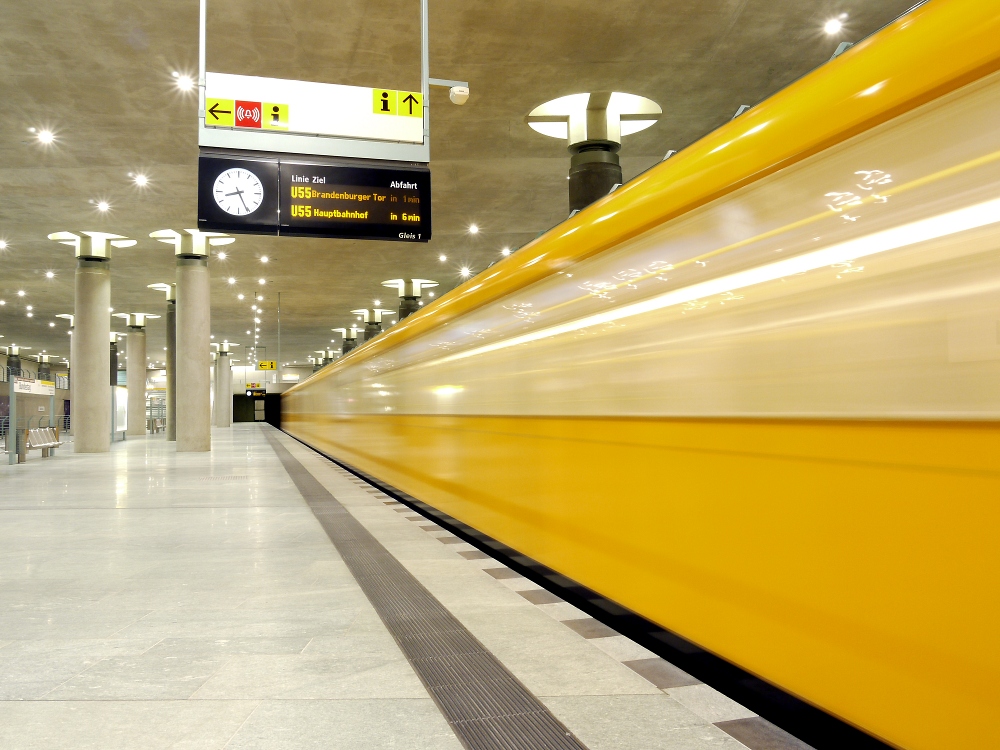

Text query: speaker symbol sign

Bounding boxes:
[235,101,262,128]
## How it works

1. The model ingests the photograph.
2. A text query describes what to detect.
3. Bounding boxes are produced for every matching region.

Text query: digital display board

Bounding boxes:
[278,161,430,241]
[197,150,430,242]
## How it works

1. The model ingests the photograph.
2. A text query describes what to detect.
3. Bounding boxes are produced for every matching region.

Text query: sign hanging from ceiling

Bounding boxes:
[198,152,431,242]
[257,361,277,370]
[204,73,423,144]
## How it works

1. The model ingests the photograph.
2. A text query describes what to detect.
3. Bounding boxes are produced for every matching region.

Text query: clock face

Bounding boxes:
[213,168,264,216]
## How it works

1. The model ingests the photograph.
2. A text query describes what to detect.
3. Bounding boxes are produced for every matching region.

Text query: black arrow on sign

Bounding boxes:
[401,93,420,115]
[208,102,232,121]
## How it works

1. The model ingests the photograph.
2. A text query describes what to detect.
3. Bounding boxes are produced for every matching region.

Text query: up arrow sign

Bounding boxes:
[400,92,422,118]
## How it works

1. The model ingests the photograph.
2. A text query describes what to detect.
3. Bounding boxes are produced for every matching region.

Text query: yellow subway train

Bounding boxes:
[284,2,1000,747]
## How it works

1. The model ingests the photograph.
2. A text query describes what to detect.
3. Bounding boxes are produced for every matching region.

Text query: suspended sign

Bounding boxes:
[200,73,428,162]
[198,153,431,241]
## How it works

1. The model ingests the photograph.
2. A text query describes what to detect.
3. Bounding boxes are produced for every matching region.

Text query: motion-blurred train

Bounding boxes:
[285,2,1000,747]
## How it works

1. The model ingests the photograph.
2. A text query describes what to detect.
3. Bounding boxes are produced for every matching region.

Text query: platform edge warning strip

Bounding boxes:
[262,427,588,750]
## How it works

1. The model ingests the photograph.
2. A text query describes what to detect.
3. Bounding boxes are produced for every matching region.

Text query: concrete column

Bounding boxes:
[175,258,211,451]
[165,299,176,441]
[74,259,111,452]
[210,352,218,428]
[126,325,146,436]
[215,352,233,427]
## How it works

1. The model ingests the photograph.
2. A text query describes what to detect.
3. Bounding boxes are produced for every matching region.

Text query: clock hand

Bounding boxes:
[224,188,250,212]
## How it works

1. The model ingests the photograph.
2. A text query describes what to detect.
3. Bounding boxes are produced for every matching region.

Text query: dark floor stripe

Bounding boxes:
[282,429,890,750]
[263,427,587,750]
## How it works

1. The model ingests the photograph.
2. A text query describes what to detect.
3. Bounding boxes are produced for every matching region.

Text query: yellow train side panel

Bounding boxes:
[284,413,1000,750]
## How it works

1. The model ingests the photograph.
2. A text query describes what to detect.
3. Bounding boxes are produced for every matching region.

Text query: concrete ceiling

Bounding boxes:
[0,0,918,371]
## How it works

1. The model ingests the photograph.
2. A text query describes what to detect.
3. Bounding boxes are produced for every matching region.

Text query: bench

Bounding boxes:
[27,427,62,457]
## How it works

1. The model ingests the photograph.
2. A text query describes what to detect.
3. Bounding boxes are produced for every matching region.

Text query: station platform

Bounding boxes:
[0,424,808,750]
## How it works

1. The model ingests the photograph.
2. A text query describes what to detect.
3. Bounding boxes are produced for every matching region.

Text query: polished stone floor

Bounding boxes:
[0,425,798,749]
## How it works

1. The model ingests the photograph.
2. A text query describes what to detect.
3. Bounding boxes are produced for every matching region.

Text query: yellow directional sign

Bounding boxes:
[205,98,235,127]
[373,89,397,115]
[257,360,277,370]
[398,91,423,117]
[262,102,289,130]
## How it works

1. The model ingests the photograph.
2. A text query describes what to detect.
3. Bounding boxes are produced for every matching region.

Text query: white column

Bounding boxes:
[74,259,111,452]
[126,325,146,436]
[176,258,211,451]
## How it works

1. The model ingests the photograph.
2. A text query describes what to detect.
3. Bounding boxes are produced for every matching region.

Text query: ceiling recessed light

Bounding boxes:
[0,300,5,305]
[428,291,435,297]
[26,312,33,317]
[246,330,251,335]
[468,224,479,234]
[258,278,265,285]
[217,251,227,260]
[251,305,257,311]
[45,271,54,278]
[254,317,261,323]
[109,307,114,312]
[228,277,236,285]
[501,247,511,256]
[824,17,844,34]
[49,322,55,327]
[460,267,471,278]
[0,240,8,250]
[97,201,110,212]
[438,254,447,262]
[257,295,263,301]
[37,129,55,145]
[237,293,245,300]
[175,74,194,91]
[133,174,148,187]
[26,305,32,311]
[373,299,381,306]
[260,256,269,263]
[17,290,25,297]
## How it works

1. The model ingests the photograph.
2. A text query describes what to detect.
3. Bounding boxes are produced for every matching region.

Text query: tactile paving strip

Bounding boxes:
[264,430,587,750]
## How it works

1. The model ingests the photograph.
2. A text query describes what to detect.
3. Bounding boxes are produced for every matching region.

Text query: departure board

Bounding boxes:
[197,151,431,242]
[279,162,431,241]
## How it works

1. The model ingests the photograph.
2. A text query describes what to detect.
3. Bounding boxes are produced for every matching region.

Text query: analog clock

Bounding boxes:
[213,168,264,216]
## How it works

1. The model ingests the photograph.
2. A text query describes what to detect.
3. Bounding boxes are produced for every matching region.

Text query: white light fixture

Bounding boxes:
[254,317,261,323]
[17,290,25,297]
[824,17,845,35]
[257,295,263,301]
[174,73,194,91]
[228,277,236,285]
[26,312,33,318]
[258,278,265,285]
[428,291,435,298]
[237,294,245,300]
[439,254,447,262]
[217,251,227,260]
[26,305,32,311]
[96,201,110,212]
[133,173,149,187]
[527,92,661,143]
[260,256,269,263]
[501,247,511,256]
[45,271,54,278]
[460,267,471,278]
[0,240,7,250]
[468,224,479,235]
[246,330,251,335]
[37,129,55,145]
[49,322,55,327]
[251,305,257,311]
[373,299,381,306]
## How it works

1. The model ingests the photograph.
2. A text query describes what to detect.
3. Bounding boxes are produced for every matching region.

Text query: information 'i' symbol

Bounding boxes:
[380,92,390,112]
[271,106,280,125]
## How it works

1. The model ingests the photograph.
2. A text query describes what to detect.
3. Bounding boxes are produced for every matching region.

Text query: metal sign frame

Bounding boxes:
[197,0,431,162]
